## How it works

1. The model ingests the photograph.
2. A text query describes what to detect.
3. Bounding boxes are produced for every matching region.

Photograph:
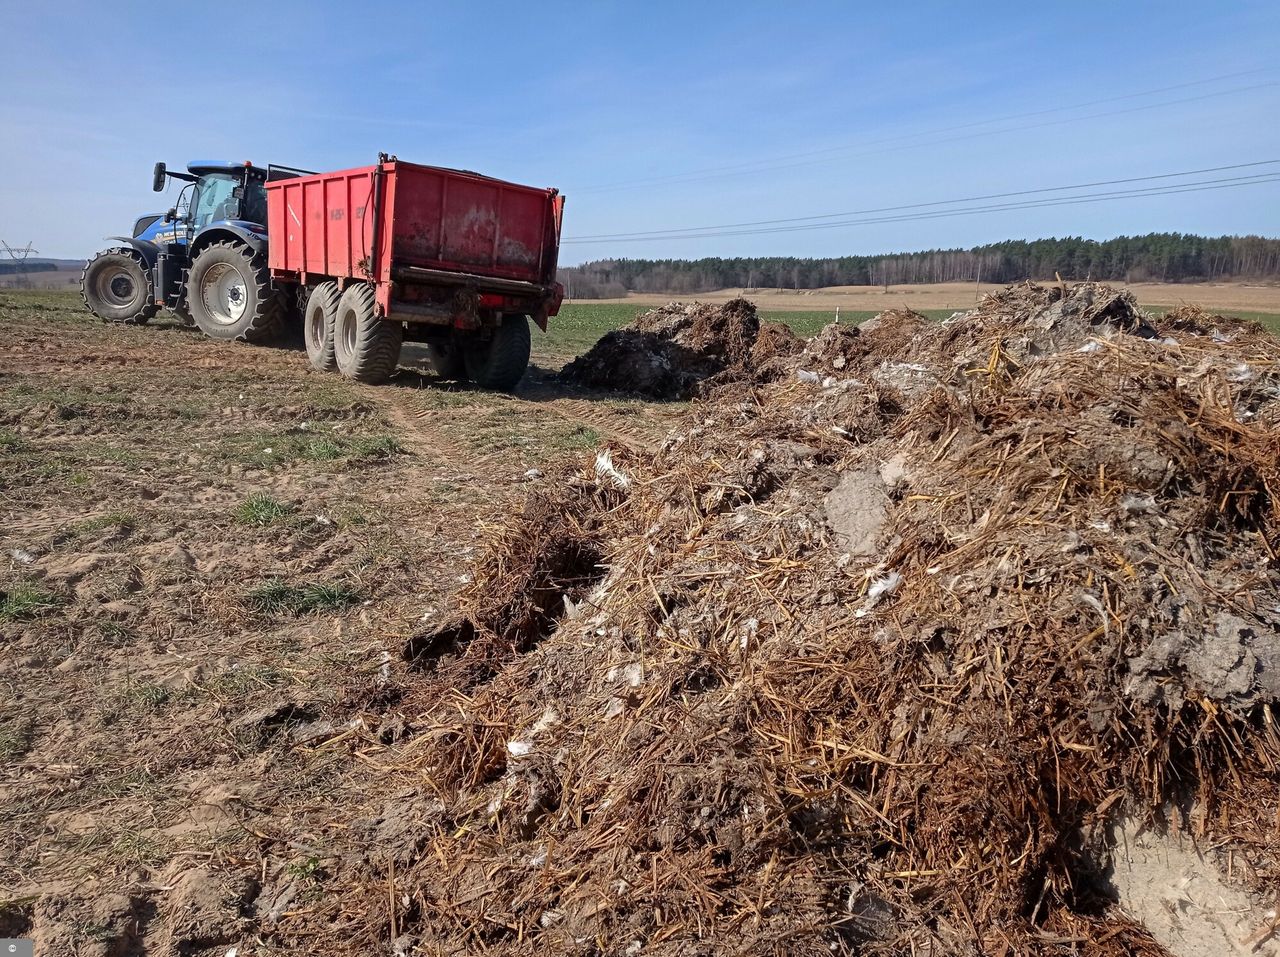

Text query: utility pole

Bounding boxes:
[1,241,39,289]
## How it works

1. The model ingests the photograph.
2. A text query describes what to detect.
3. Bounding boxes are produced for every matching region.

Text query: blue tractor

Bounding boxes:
[80,161,309,341]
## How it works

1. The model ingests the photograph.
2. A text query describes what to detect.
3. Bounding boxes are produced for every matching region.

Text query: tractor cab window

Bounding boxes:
[191,173,239,227]
[240,179,267,224]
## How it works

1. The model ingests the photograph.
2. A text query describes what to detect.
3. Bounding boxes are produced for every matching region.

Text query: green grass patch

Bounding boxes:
[202,663,284,697]
[108,829,169,867]
[7,381,130,415]
[299,436,344,460]
[1144,305,1280,334]
[115,681,180,713]
[405,386,473,411]
[328,504,372,527]
[73,510,137,535]
[299,379,366,410]
[0,584,62,621]
[71,440,160,472]
[345,434,403,459]
[217,429,403,469]
[287,854,324,882]
[552,423,601,451]
[1234,310,1280,333]
[0,429,27,453]
[247,579,362,616]
[0,290,96,327]
[234,493,294,526]
[0,452,87,495]
[172,400,206,420]
[94,620,136,646]
[540,302,651,356]
[459,406,603,460]
[0,718,34,761]
[544,303,958,356]
[549,301,1280,356]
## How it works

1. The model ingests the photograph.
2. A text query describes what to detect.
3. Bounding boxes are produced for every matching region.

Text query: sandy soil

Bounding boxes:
[595,280,1280,314]
[0,293,683,954]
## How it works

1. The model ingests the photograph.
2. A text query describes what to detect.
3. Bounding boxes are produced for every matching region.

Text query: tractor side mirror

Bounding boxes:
[153,162,167,192]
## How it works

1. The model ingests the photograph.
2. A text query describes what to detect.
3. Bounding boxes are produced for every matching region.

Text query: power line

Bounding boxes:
[567,173,1280,243]
[568,160,1280,241]
[578,68,1271,192]
[712,173,1280,238]
[561,173,1280,245]
[1,240,39,289]
[576,75,1279,194]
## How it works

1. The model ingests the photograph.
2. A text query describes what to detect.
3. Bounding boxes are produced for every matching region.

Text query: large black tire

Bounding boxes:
[186,240,284,343]
[80,248,158,324]
[464,314,531,391]
[304,281,340,372]
[333,282,402,384]
[423,339,468,381]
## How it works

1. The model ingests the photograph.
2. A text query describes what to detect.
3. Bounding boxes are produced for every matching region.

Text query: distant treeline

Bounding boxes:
[0,261,58,275]
[558,234,1280,297]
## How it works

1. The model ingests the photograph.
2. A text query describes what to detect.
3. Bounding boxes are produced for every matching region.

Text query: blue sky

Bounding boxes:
[2,0,1278,263]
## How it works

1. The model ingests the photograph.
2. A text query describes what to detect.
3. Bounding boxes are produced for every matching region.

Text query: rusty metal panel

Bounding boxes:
[267,160,561,287]
[386,163,556,284]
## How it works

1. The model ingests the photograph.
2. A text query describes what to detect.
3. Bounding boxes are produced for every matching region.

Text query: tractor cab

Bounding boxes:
[82,158,311,333]
[135,161,271,246]
[183,162,269,230]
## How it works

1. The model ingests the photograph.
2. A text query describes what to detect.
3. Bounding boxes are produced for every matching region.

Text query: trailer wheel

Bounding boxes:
[464,314,530,392]
[80,248,158,324]
[187,240,284,343]
[334,282,402,384]
[423,340,468,381]
[304,281,340,372]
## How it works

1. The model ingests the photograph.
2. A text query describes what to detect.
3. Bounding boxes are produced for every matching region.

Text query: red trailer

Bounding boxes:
[266,153,564,389]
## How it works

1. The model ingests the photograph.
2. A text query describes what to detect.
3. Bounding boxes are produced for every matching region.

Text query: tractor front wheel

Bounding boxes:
[80,248,157,324]
[333,283,402,384]
[186,240,284,343]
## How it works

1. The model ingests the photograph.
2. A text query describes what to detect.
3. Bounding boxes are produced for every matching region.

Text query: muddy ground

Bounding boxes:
[0,293,683,955]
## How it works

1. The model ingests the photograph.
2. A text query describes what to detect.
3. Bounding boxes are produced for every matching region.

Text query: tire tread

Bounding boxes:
[188,240,284,343]
[464,314,531,391]
[80,247,158,324]
[335,283,402,384]
[305,281,341,371]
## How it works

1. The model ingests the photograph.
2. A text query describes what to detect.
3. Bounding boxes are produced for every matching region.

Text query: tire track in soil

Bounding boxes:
[371,374,683,486]
[519,393,680,450]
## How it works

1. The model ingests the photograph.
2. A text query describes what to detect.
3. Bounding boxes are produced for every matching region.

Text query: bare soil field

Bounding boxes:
[0,291,682,954]
[600,279,1280,317]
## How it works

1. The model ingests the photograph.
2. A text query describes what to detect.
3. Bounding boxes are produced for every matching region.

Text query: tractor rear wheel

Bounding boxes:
[80,248,157,324]
[304,281,340,372]
[463,314,530,392]
[333,282,402,384]
[187,240,284,343]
